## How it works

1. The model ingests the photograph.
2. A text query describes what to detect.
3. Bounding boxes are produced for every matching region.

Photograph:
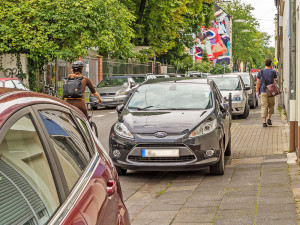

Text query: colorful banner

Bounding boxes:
[193,5,231,65]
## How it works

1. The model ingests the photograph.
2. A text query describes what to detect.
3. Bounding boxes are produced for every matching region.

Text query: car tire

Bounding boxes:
[225,136,231,156]
[210,140,225,176]
[240,103,250,119]
[116,166,127,175]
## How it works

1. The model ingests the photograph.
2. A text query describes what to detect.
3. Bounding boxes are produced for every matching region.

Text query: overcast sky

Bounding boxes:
[239,0,277,47]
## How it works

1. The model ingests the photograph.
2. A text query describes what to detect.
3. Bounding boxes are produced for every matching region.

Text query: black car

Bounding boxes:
[239,73,258,109]
[109,78,231,176]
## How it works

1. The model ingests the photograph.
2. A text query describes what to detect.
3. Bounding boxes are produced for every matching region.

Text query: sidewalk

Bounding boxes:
[123,98,299,225]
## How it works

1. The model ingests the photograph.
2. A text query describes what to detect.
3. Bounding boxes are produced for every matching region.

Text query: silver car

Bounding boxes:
[208,74,250,119]
[90,76,137,109]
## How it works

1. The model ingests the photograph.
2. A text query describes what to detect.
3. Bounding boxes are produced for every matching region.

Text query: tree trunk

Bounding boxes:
[136,0,147,25]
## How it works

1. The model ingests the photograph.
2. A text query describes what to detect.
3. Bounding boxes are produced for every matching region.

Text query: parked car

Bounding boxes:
[129,74,156,84]
[0,88,130,225]
[90,76,137,109]
[208,74,250,119]
[239,73,258,109]
[109,78,231,176]
[0,78,28,90]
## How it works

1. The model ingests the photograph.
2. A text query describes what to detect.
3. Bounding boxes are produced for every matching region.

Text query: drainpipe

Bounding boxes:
[289,0,297,153]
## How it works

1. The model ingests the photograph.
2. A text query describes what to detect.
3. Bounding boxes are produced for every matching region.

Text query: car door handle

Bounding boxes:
[106,180,116,196]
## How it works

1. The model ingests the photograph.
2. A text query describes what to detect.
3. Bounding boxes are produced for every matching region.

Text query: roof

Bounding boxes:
[0,88,84,128]
[0,78,20,81]
[106,76,132,79]
[143,77,211,85]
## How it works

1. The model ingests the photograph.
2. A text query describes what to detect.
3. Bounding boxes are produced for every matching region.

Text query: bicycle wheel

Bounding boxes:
[90,121,98,138]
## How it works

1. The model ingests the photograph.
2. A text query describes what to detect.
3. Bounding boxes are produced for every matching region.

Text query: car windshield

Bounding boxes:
[97,78,128,87]
[132,77,146,84]
[209,77,242,91]
[240,75,251,86]
[12,80,28,90]
[127,83,213,110]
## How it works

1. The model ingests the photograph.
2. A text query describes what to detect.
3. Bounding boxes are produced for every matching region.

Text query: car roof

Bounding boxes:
[106,76,131,79]
[128,74,147,77]
[0,78,19,81]
[143,77,212,85]
[208,74,241,78]
[0,88,85,128]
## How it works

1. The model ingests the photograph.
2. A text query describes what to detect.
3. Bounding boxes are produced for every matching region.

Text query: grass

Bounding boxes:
[157,180,174,196]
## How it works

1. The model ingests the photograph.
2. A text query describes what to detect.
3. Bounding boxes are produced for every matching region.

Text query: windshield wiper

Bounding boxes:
[128,106,154,110]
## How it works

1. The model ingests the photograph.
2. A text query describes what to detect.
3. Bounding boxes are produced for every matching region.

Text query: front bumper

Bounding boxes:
[109,129,222,171]
[231,100,246,115]
[90,95,129,107]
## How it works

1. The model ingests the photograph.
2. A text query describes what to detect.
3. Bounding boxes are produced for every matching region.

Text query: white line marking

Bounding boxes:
[93,115,104,118]
[109,112,116,114]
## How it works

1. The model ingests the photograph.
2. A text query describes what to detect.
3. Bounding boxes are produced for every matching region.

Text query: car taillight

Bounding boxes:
[107,180,116,196]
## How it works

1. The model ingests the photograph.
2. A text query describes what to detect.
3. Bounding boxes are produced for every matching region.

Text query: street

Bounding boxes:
[89,103,298,225]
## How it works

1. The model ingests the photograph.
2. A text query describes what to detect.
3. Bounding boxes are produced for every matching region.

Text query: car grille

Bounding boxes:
[101,93,115,96]
[128,155,196,163]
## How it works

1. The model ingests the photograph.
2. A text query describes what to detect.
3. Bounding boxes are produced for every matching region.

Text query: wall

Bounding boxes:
[282,0,290,111]
[192,5,231,66]
[0,54,28,85]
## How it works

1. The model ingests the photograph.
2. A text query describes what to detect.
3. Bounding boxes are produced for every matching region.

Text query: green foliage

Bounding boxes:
[191,61,212,73]
[202,50,209,62]
[221,0,273,70]
[210,63,230,74]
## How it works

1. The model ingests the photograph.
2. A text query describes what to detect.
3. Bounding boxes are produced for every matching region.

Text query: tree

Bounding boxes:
[0,0,134,89]
[221,0,271,71]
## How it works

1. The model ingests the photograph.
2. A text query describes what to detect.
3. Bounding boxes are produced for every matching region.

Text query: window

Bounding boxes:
[0,114,60,225]
[0,81,3,87]
[12,80,28,90]
[76,117,94,151]
[39,110,91,191]
[5,80,15,89]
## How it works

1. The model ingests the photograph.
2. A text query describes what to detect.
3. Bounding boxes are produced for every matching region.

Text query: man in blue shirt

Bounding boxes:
[256,59,277,127]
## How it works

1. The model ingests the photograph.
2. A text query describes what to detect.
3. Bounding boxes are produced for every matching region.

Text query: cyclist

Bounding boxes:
[65,61,102,117]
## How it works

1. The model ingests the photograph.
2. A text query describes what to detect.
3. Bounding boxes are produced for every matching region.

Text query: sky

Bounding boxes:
[239,0,277,47]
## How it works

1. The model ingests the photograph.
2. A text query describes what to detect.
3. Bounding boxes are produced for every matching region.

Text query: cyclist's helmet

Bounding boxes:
[72,61,84,69]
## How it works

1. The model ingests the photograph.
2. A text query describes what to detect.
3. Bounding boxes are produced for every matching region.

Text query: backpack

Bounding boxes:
[63,76,84,98]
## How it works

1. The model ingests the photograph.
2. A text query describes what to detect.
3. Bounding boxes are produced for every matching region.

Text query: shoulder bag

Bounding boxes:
[261,70,281,97]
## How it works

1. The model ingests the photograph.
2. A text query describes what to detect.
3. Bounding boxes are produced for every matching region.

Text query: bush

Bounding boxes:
[210,63,231,74]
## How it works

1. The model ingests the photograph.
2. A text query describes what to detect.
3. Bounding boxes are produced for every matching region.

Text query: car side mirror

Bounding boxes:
[244,85,250,90]
[116,104,124,115]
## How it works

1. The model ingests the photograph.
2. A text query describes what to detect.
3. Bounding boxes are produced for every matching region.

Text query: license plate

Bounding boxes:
[102,98,114,102]
[142,149,180,157]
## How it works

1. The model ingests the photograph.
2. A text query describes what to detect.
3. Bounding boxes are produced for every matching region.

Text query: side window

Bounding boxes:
[213,84,222,103]
[5,80,15,89]
[76,117,94,151]
[0,81,3,87]
[38,110,91,191]
[0,114,60,224]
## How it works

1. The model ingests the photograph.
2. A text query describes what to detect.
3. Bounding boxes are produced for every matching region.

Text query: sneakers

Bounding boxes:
[267,119,272,126]
[263,123,268,127]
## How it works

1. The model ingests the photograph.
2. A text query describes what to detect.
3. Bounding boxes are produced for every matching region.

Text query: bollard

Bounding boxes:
[229,92,232,118]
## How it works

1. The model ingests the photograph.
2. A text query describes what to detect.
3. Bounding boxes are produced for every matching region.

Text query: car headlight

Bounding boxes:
[189,119,217,138]
[118,91,128,95]
[233,95,243,101]
[247,89,253,95]
[114,122,134,139]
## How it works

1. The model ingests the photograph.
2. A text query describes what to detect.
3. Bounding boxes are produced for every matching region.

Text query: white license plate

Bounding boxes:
[142,149,180,157]
[102,98,114,102]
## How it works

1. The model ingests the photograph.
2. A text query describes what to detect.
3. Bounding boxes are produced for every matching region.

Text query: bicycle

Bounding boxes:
[43,83,57,97]
[86,102,98,138]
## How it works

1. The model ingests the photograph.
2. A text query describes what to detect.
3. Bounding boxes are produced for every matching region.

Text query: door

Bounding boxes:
[32,105,117,225]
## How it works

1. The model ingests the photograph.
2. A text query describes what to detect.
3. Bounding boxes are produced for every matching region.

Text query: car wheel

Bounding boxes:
[116,166,127,175]
[225,135,231,156]
[210,140,225,176]
[240,103,250,119]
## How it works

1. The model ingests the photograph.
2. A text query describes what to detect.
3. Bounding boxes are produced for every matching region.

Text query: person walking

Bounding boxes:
[65,61,102,117]
[256,59,277,127]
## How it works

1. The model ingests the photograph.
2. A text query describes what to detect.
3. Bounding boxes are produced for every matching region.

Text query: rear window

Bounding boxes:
[12,80,28,90]
[209,77,242,91]
[5,80,15,89]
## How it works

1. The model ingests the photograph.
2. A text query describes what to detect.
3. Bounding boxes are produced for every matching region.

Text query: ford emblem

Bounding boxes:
[154,131,168,138]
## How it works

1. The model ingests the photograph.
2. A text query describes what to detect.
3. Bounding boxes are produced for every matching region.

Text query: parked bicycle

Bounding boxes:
[86,102,98,138]
[42,83,57,97]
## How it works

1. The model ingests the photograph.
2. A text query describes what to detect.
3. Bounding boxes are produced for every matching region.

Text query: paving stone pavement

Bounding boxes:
[121,97,299,224]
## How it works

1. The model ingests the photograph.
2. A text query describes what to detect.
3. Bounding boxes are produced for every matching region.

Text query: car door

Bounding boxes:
[32,104,118,225]
[0,106,66,225]
[213,84,231,145]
